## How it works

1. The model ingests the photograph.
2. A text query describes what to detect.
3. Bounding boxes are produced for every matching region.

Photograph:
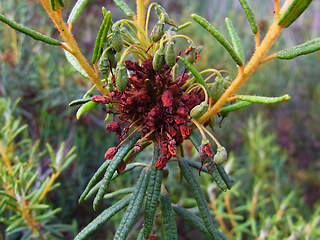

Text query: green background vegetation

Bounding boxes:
[0,0,319,239]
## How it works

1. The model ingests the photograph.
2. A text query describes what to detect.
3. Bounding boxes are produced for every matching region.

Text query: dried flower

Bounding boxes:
[105,147,118,159]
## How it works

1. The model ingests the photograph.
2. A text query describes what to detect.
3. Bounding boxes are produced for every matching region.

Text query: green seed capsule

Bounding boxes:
[153,45,165,71]
[210,75,225,103]
[116,62,128,91]
[111,26,123,52]
[98,59,110,76]
[164,41,176,68]
[190,102,208,119]
[107,79,114,92]
[213,146,227,165]
[150,20,165,42]
[155,4,169,23]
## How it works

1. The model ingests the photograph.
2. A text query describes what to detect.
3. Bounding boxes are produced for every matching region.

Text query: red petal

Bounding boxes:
[162,89,173,107]
[155,155,168,169]
[116,161,127,174]
[91,95,110,104]
[105,147,117,159]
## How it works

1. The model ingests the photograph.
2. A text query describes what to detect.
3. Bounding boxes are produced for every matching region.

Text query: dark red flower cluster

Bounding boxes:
[99,59,204,169]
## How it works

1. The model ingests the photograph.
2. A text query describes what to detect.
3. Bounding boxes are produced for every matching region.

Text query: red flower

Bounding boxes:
[91,95,110,104]
[105,147,117,159]
[199,142,212,162]
[155,155,168,169]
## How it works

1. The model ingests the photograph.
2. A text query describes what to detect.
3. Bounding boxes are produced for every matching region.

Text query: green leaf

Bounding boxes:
[276,38,320,59]
[114,168,151,239]
[216,165,232,190]
[67,0,89,25]
[0,14,61,46]
[179,159,222,239]
[93,131,141,210]
[192,14,243,66]
[103,187,134,199]
[225,18,245,64]
[35,208,61,221]
[76,101,99,120]
[160,190,177,240]
[175,22,192,32]
[237,94,290,104]
[27,204,50,210]
[63,46,89,78]
[92,10,112,64]
[278,0,313,28]
[69,97,92,106]
[178,56,209,93]
[74,195,131,240]
[172,205,213,239]
[113,0,135,18]
[143,146,162,238]
[238,0,258,34]
[219,101,251,115]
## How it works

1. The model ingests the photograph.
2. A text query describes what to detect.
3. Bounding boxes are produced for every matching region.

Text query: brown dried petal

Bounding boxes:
[91,95,110,104]
[162,89,173,107]
[116,161,127,174]
[106,121,120,132]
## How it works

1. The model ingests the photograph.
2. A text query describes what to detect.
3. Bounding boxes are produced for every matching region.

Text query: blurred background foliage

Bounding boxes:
[0,0,319,239]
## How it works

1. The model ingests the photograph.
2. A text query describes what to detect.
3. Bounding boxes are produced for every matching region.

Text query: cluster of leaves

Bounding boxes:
[0,98,76,239]
[0,0,319,239]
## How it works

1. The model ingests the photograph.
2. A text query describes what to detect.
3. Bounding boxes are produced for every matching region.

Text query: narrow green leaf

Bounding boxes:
[0,191,17,202]
[27,204,50,210]
[178,56,209,93]
[74,195,131,240]
[160,190,177,240]
[225,18,245,64]
[0,14,60,46]
[79,160,111,203]
[69,97,92,106]
[35,208,61,221]
[237,94,290,104]
[114,168,151,240]
[137,229,144,240]
[179,159,221,239]
[113,0,135,18]
[92,11,112,64]
[175,22,192,32]
[63,47,89,78]
[216,165,232,190]
[7,124,28,146]
[172,205,213,239]
[25,171,39,195]
[6,219,24,232]
[278,0,313,28]
[93,131,140,210]
[76,101,99,120]
[219,101,251,115]
[276,38,320,59]
[191,14,243,66]
[103,187,134,199]
[143,146,162,238]
[67,0,89,25]
[238,0,258,34]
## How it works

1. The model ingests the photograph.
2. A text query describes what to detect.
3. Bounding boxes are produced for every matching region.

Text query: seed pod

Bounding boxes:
[111,26,123,52]
[190,102,208,119]
[107,79,114,92]
[155,4,169,23]
[210,75,225,103]
[164,41,176,68]
[213,146,227,165]
[98,58,110,76]
[153,45,165,71]
[105,47,117,68]
[116,62,128,91]
[150,20,165,42]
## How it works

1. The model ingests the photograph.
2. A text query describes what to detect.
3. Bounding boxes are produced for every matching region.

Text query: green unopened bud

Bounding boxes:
[190,101,208,119]
[155,4,169,23]
[98,58,110,76]
[210,75,225,103]
[153,45,165,71]
[150,20,165,42]
[105,48,117,68]
[107,79,114,92]
[213,146,227,164]
[164,41,176,67]
[111,26,123,52]
[116,62,128,91]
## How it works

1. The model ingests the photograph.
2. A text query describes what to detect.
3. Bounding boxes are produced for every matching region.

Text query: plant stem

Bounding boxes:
[39,0,107,95]
[136,0,146,45]
[198,21,283,124]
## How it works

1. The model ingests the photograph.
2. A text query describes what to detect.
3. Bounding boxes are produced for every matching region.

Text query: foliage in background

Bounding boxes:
[0,98,76,239]
[0,0,319,239]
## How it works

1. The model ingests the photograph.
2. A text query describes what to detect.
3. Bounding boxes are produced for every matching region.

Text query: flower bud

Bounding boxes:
[111,26,123,52]
[98,58,110,76]
[199,141,212,162]
[91,95,110,104]
[106,121,120,133]
[153,45,165,71]
[213,146,227,164]
[184,45,201,64]
[190,101,208,119]
[210,75,225,103]
[164,41,176,68]
[150,20,165,42]
[105,147,117,159]
[116,62,128,91]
